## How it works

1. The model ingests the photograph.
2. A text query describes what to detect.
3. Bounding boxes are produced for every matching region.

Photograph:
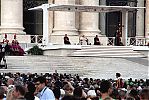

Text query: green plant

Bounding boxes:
[27,45,43,55]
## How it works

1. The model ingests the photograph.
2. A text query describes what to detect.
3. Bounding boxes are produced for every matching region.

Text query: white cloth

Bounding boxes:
[79,36,88,45]
[87,90,96,96]
[34,96,40,100]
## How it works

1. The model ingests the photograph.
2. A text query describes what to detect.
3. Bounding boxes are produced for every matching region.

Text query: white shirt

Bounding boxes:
[34,96,40,100]
[39,87,55,100]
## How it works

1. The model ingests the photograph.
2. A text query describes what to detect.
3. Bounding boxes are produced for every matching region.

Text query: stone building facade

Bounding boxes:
[0,0,148,45]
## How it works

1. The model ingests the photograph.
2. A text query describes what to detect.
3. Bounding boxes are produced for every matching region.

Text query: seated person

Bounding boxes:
[94,35,101,45]
[79,35,88,45]
[64,34,71,44]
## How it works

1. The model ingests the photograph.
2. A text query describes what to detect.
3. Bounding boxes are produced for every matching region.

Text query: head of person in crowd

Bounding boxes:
[34,76,47,92]
[116,73,121,78]
[12,85,26,99]
[87,89,97,100]
[99,80,113,100]
[73,86,83,98]
[25,82,36,100]
[7,78,14,86]
[126,96,135,100]
[53,86,61,100]
[119,88,127,100]
[129,89,139,100]
[95,87,101,97]
[110,88,119,99]
[139,88,149,100]
[0,87,5,100]
[63,83,73,95]
[61,95,80,100]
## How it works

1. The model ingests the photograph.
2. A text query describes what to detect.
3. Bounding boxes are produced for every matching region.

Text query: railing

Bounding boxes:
[30,35,43,43]
[18,35,148,49]
[107,37,148,46]
[128,37,148,46]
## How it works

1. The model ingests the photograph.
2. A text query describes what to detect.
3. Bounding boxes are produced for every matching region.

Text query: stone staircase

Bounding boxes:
[0,55,148,79]
[0,46,148,79]
[69,46,146,57]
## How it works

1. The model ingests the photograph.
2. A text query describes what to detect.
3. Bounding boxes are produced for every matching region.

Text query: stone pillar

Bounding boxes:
[100,0,106,35]
[48,0,54,44]
[52,0,78,36]
[0,0,25,34]
[79,0,101,36]
[122,10,128,46]
[136,0,145,37]
[146,0,149,37]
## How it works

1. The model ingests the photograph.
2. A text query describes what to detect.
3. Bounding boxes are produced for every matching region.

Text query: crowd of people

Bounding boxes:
[0,72,148,100]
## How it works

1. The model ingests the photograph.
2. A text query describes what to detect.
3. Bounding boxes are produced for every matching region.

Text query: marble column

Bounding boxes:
[122,10,128,46]
[48,0,54,43]
[146,0,149,37]
[52,0,78,36]
[79,0,101,36]
[0,0,25,34]
[136,0,145,37]
[100,0,106,35]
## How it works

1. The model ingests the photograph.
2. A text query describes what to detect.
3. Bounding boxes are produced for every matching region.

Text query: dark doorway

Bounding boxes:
[105,0,137,37]
[23,0,47,35]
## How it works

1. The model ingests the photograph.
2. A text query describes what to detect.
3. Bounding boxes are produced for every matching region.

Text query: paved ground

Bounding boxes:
[1,56,148,80]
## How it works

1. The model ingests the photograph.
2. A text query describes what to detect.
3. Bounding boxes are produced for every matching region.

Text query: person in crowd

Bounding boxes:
[139,88,149,100]
[25,82,39,100]
[7,78,14,87]
[119,88,127,100]
[52,86,61,100]
[64,34,71,44]
[63,81,74,96]
[6,88,15,100]
[79,35,88,45]
[129,89,140,100]
[0,86,6,100]
[61,95,80,100]
[99,80,113,100]
[94,35,101,45]
[12,85,26,100]
[95,87,101,98]
[34,76,55,100]
[116,73,124,89]
[73,86,83,98]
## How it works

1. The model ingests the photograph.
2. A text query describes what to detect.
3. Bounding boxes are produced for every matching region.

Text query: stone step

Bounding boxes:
[76,48,133,52]
[73,50,138,54]
[81,46,133,49]
[70,46,145,58]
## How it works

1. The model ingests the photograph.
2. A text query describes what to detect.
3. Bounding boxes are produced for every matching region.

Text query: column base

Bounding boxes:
[0,26,26,34]
[52,28,78,36]
[79,29,101,36]
[136,36,145,38]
